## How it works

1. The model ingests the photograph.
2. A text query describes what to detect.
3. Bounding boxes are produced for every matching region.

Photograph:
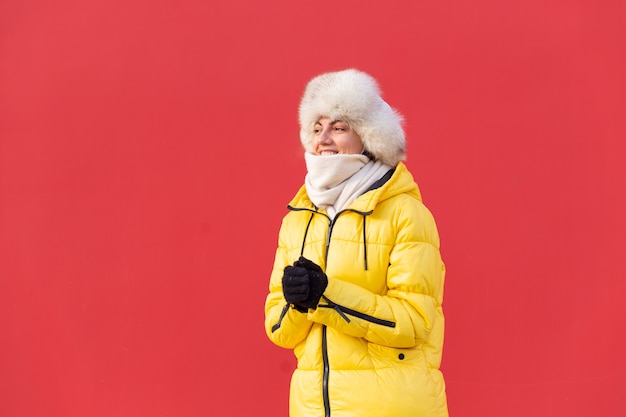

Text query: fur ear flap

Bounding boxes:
[298,69,406,167]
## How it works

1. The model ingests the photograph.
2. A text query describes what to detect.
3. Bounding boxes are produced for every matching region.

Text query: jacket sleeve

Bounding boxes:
[264,219,314,349]
[307,199,445,349]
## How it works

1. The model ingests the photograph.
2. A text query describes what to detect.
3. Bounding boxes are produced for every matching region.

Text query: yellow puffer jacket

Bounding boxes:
[264,162,448,417]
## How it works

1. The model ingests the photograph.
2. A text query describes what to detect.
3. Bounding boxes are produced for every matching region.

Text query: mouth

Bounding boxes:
[320,151,338,156]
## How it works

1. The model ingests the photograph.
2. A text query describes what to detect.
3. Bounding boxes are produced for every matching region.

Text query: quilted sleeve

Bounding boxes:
[264,218,314,348]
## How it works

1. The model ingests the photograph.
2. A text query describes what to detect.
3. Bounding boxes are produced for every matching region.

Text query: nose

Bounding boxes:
[317,128,332,144]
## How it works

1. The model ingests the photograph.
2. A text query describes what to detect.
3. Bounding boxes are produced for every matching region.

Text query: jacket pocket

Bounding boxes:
[367,343,428,371]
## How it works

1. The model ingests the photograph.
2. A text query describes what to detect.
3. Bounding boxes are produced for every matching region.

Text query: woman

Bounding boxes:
[264,69,448,417]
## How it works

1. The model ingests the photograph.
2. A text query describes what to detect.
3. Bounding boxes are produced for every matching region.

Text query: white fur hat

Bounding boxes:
[298,69,406,167]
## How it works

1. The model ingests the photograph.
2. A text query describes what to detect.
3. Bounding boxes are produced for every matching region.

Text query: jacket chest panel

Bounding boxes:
[315,213,394,294]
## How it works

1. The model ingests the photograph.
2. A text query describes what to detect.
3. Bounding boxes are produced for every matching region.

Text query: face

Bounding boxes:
[312,117,364,155]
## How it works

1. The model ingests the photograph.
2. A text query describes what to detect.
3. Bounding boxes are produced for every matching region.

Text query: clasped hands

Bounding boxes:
[282,256,328,312]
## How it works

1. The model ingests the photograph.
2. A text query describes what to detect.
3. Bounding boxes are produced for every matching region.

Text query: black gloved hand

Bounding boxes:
[282,257,328,312]
[293,256,328,310]
[282,265,310,306]
[294,256,324,273]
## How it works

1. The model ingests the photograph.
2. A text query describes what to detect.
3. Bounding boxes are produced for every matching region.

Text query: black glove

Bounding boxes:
[282,265,310,306]
[282,257,328,311]
[296,257,328,309]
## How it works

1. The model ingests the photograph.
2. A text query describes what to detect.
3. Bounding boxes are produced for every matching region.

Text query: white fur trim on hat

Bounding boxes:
[298,69,406,167]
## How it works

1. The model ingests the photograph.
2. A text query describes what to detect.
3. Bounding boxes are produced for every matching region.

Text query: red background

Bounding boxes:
[1,1,625,416]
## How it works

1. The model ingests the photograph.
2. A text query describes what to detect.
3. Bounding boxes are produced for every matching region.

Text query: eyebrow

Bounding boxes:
[315,119,346,126]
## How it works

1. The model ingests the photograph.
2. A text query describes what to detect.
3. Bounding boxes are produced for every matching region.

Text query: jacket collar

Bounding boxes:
[288,162,421,214]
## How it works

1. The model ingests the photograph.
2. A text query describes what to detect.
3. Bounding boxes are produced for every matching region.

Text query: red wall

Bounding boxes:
[1,1,624,416]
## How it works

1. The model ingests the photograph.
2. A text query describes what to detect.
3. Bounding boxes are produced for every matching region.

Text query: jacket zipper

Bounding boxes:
[322,326,330,417]
[323,214,333,417]
[319,296,396,327]
[270,304,290,333]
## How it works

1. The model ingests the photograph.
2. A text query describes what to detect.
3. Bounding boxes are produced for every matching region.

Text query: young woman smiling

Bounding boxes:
[264,69,448,417]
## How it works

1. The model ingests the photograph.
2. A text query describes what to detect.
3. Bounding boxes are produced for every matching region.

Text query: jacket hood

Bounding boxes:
[298,69,406,167]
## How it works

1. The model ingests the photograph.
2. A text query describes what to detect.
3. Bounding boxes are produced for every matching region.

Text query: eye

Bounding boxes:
[333,121,350,132]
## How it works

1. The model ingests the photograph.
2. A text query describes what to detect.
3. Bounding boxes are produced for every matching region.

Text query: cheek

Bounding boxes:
[349,135,364,153]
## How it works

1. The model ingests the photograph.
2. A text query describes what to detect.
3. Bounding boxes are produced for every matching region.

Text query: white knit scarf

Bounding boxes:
[304,152,393,218]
